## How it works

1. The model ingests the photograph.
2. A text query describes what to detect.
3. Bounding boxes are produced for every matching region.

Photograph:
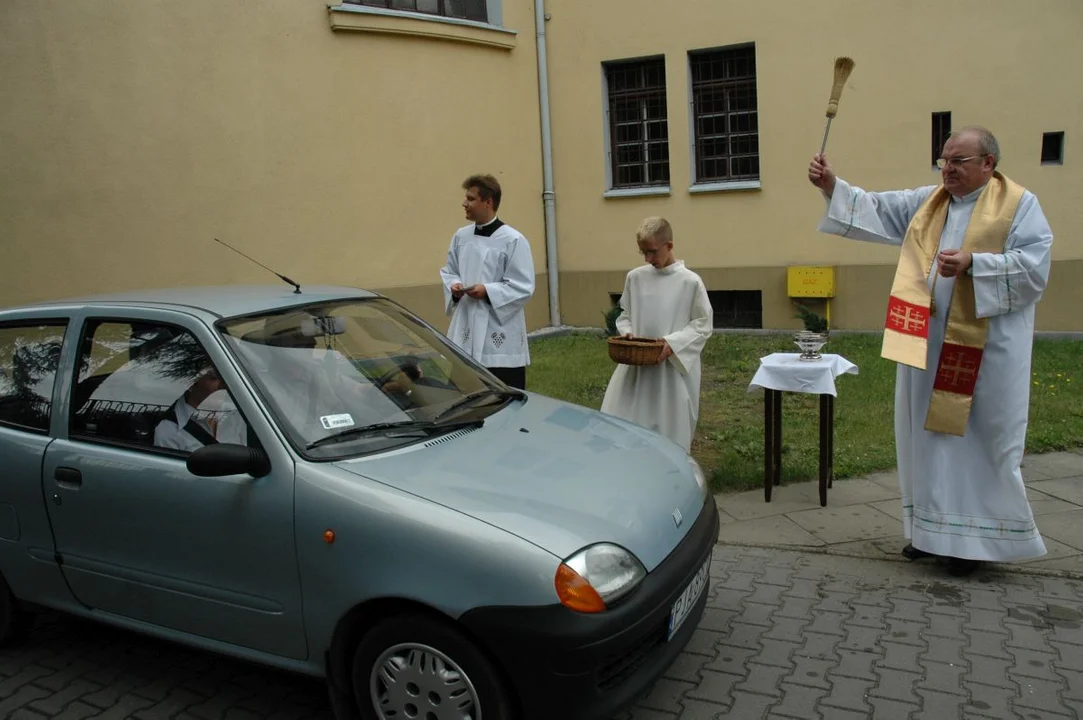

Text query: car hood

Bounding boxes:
[332,394,708,571]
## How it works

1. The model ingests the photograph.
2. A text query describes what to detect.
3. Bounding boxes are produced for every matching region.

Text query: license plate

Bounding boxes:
[667,553,711,641]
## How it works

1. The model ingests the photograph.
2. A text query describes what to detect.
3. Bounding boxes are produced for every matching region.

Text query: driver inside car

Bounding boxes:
[154,365,248,452]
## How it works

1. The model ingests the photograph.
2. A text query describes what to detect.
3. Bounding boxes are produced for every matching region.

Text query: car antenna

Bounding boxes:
[214,237,301,293]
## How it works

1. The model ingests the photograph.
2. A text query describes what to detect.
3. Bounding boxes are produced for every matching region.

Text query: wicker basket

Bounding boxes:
[607,336,665,366]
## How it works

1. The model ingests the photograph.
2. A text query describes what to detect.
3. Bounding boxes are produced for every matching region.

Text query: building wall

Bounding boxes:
[2,1,1080,333]
[0,1,549,331]
[543,0,1083,330]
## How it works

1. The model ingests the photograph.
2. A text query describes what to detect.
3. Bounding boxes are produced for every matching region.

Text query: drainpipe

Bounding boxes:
[534,0,560,327]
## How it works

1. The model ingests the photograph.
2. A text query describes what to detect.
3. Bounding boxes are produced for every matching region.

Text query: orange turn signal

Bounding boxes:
[555,563,606,613]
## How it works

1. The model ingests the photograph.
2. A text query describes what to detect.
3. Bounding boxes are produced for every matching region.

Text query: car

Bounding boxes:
[0,284,719,720]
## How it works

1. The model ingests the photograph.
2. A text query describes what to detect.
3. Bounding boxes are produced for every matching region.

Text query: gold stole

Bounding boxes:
[881,172,1024,436]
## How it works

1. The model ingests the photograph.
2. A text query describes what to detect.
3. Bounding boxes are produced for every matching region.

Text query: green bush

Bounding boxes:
[602,305,623,337]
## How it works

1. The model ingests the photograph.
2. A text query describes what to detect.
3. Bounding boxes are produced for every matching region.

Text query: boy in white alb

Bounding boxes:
[601,217,713,452]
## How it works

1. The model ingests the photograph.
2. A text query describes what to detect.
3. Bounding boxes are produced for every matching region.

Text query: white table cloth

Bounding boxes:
[748,353,859,397]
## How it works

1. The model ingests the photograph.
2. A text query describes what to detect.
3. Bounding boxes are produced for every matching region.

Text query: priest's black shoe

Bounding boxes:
[901,544,936,561]
[947,558,980,577]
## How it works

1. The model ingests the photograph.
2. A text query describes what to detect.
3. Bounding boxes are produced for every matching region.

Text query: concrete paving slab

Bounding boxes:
[1025,487,1081,516]
[1020,554,1083,574]
[822,478,901,504]
[715,514,825,547]
[1013,534,1082,564]
[1035,509,1083,552]
[1021,451,1083,480]
[1028,477,1083,507]
[823,535,902,560]
[718,482,824,521]
[787,504,900,544]
[865,470,901,494]
[869,498,905,521]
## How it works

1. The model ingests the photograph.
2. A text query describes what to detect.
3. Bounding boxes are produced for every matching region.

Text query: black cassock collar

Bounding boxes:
[474,218,504,237]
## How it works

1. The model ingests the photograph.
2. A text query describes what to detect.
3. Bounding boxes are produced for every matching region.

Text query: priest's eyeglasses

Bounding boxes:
[936,154,988,169]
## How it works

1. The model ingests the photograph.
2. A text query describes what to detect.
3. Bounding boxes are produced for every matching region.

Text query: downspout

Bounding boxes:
[534,0,560,327]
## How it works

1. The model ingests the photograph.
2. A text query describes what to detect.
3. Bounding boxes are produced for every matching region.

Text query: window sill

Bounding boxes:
[327,4,517,50]
[604,186,671,199]
[689,180,762,194]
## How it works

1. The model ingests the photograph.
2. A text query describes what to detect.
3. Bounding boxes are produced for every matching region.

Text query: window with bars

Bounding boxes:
[932,111,951,167]
[604,57,670,189]
[346,0,488,23]
[689,45,759,184]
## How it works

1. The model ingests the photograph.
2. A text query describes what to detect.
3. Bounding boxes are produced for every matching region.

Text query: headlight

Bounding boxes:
[554,543,646,613]
[689,456,707,494]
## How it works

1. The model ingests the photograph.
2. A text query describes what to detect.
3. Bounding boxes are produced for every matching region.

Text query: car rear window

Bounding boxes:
[0,321,68,433]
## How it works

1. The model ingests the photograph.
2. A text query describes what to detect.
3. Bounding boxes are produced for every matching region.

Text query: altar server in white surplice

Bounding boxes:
[439,174,535,390]
[808,125,1054,576]
[601,217,713,453]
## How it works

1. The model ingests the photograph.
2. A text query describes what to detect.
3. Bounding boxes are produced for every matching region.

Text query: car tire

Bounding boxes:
[0,573,27,646]
[349,613,516,720]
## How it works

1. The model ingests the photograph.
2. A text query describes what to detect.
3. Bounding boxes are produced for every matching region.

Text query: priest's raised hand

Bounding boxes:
[808,153,837,197]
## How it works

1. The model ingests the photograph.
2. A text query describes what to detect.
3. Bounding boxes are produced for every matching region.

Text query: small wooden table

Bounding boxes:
[748,353,858,507]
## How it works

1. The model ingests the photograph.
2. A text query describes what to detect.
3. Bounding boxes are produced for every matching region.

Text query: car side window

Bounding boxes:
[70,320,251,455]
[0,321,68,433]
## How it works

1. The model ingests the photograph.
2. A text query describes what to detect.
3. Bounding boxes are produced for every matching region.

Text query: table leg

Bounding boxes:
[764,389,774,502]
[818,394,835,507]
[764,389,783,502]
[772,390,782,488]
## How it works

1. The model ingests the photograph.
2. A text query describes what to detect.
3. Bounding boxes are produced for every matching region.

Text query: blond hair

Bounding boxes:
[636,216,673,244]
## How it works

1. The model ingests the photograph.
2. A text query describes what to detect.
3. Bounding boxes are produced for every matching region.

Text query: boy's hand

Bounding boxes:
[623,333,634,339]
[450,282,464,299]
[658,341,673,364]
[465,283,487,299]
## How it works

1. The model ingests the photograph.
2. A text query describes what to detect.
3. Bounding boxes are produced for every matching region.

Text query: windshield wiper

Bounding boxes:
[305,418,482,450]
[430,388,523,423]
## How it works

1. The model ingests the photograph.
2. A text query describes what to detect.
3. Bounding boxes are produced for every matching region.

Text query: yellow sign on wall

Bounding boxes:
[787,266,835,298]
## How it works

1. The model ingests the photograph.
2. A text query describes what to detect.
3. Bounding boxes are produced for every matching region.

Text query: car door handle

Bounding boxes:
[54,467,82,490]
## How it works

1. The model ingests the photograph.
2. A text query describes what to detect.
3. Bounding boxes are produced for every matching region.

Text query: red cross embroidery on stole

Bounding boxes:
[933,343,983,395]
[885,296,930,338]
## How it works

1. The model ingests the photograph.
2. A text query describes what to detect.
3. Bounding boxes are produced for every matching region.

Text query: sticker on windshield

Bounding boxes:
[320,413,356,430]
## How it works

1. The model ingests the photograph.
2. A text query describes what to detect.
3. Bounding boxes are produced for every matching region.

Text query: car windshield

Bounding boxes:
[217,298,520,458]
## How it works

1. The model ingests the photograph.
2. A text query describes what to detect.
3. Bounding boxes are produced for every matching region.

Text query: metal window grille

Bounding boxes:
[605,57,670,188]
[932,111,951,167]
[347,0,488,22]
[690,45,759,183]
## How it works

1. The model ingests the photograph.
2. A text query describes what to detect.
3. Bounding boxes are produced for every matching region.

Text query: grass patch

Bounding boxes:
[528,332,1083,494]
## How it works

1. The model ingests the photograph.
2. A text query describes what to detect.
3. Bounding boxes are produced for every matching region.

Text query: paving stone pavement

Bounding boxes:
[3,544,1083,719]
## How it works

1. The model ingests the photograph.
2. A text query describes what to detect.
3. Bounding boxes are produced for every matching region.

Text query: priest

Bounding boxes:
[439,174,535,389]
[600,217,714,453]
[808,126,1054,575]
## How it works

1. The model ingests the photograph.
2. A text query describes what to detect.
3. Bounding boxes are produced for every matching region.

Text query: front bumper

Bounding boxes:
[459,494,720,720]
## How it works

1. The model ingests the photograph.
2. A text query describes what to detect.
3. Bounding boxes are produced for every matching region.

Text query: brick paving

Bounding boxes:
[3,545,1083,719]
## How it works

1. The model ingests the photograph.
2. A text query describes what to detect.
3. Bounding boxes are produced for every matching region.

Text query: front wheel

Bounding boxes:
[0,572,28,646]
[350,614,515,720]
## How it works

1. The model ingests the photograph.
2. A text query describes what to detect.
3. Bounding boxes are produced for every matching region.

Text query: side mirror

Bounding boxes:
[186,444,271,479]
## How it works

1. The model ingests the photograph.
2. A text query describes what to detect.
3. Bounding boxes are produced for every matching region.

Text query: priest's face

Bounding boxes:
[462,187,495,224]
[638,236,674,268]
[939,132,994,197]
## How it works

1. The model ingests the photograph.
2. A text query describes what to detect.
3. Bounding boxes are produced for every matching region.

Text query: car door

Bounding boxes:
[41,310,307,660]
[0,317,72,601]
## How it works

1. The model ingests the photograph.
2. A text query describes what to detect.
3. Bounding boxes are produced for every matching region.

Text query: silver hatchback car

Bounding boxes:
[0,285,719,720]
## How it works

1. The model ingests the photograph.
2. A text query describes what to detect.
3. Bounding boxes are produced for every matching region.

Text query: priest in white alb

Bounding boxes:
[440,174,535,390]
[808,125,1054,575]
[601,217,714,453]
